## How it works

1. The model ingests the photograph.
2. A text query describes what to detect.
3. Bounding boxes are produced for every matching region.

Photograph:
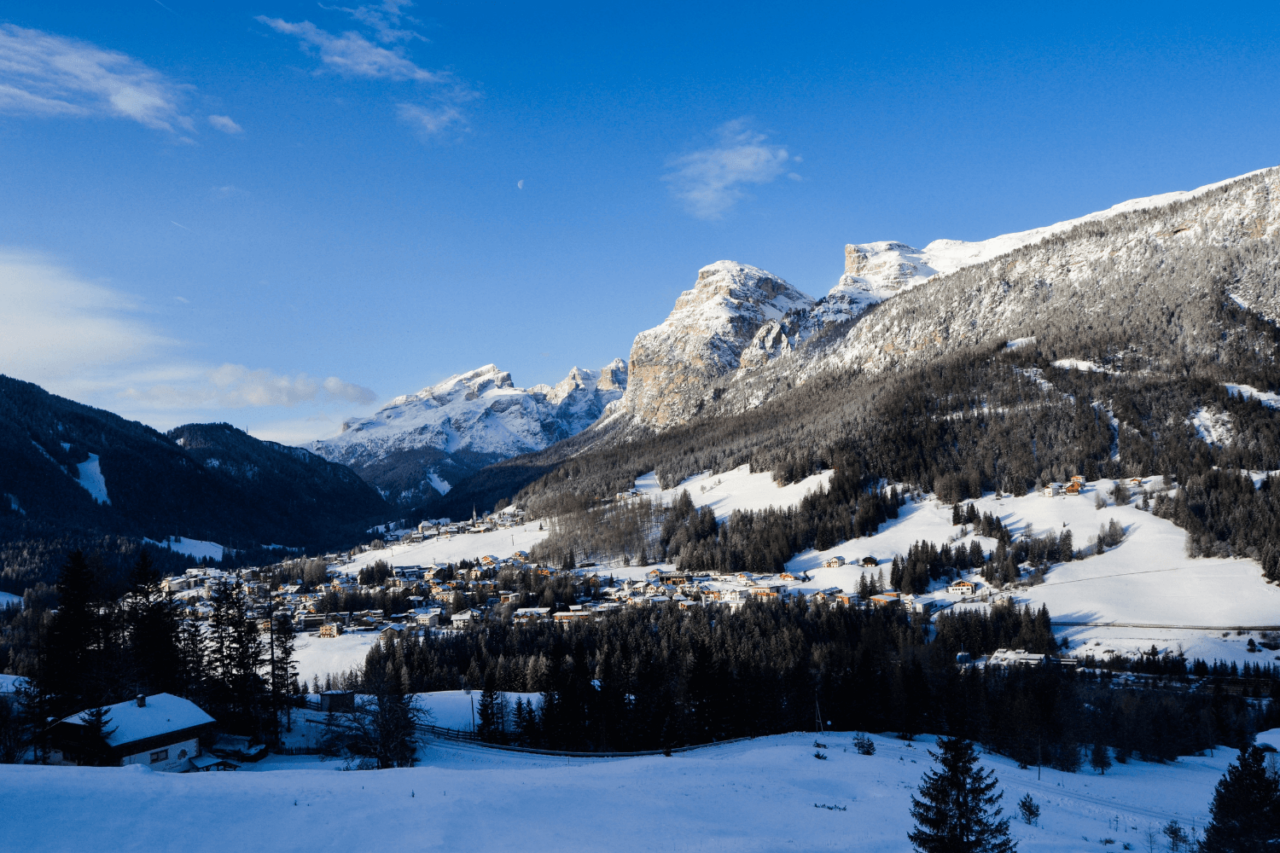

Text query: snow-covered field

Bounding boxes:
[292,630,383,686]
[337,522,549,574]
[634,464,835,518]
[786,479,1280,664]
[0,590,21,609]
[0,727,1250,852]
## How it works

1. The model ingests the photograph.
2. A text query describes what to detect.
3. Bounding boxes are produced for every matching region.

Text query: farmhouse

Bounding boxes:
[49,693,216,773]
[947,580,976,596]
[822,556,845,568]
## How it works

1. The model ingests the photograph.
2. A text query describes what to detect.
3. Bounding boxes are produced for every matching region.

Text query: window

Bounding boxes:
[150,749,168,763]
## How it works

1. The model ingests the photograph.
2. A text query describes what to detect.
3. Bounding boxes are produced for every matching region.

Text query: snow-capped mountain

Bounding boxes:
[609,165,1280,431]
[309,361,627,504]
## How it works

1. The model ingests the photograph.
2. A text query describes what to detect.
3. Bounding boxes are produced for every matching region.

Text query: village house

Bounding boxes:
[869,592,901,608]
[947,580,976,596]
[822,556,846,568]
[514,607,551,623]
[49,693,216,773]
[860,556,878,567]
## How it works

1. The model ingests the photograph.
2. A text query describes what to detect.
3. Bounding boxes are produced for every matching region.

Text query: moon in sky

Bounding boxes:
[517,180,524,189]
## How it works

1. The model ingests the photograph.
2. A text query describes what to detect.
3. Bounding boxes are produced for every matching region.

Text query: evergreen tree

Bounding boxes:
[476,672,506,743]
[1090,741,1112,775]
[267,607,297,744]
[78,705,117,767]
[1200,745,1280,853]
[909,737,1017,853]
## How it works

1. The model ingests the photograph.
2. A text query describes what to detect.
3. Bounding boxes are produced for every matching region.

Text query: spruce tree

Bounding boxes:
[909,737,1017,853]
[1090,741,1112,775]
[1200,745,1280,853]
[78,705,117,767]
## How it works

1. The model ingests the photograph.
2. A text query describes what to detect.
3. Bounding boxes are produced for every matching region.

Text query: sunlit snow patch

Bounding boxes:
[1225,383,1280,409]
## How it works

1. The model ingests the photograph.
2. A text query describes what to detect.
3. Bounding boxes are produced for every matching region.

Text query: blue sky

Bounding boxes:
[2,1,1279,444]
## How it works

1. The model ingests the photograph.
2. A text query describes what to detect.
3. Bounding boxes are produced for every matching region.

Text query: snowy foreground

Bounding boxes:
[5,728,1269,852]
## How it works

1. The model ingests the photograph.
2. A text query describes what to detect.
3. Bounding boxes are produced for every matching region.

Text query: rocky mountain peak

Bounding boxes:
[618,262,813,427]
[310,360,627,504]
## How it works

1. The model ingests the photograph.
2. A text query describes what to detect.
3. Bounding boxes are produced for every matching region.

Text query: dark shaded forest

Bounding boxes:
[354,598,1273,765]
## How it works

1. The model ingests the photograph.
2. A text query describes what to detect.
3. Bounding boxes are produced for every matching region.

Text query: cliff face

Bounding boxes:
[617,261,814,427]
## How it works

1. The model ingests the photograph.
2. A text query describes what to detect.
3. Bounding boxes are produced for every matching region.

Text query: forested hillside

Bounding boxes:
[0,376,389,590]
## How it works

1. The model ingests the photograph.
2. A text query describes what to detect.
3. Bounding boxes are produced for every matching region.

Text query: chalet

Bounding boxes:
[869,592,901,608]
[749,584,785,598]
[1044,483,1060,497]
[1064,482,1082,495]
[413,609,442,628]
[49,693,216,773]
[822,556,846,568]
[512,550,530,562]
[514,607,551,623]
[318,623,343,638]
[986,648,1045,667]
[1070,475,1086,485]
[947,581,976,596]
[835,593,858,607]
[554,609,592,624]
[860,556,878,568]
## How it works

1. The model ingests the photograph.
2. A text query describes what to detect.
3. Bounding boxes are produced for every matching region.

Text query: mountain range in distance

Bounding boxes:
[324,164,1280,515]
[3,163,1280,578]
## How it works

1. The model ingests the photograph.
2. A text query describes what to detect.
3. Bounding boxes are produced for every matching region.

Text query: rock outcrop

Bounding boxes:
[617,261,813,427]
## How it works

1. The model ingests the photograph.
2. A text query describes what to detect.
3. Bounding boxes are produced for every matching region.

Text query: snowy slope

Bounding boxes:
[74,453,110,505]
[310,362,626,503]
[634,465,835,518]
[0,728,1246,852]
[785,479,1280,665]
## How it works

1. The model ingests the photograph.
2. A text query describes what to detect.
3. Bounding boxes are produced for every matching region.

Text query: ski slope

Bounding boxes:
[0,729,1246,852]
[634,464,834,518]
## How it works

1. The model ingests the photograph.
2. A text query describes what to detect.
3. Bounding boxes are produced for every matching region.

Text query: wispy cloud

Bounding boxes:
[0,248,375,427]
[397,101,463,137]
[0,24,200,132]
[664,119,798,220]
[326,0,424,45]
[124,364,376,409]
[208,114,242,134]
[258,3,475,139]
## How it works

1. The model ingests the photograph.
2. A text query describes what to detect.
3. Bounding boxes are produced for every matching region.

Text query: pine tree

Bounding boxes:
[909,737,1017,853]
[1090,741,1112,775]
[1199,745,1280,853]
[78,705,117,767]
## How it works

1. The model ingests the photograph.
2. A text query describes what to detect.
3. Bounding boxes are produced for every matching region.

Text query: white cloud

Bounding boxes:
[0,248,375,421]
[208,114,242,134]
[0,24,191,131]
[664,119,797,220]
[396,101,463,137]
[122,364,376,409]
[258,9,476,140]
[326,0,424,45]
[257,16,445,82]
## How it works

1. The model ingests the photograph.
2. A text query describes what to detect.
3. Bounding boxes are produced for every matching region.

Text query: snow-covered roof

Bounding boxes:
[59,694,215,747]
